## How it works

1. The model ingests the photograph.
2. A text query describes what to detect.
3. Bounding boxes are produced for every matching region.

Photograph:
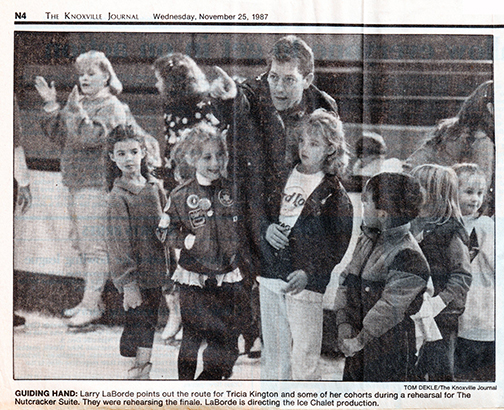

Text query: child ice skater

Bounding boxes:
[164,122,244,380]
[335,172,429,381]
[35,50,160,328]
[452,164,495,381]
[259,109,354,380]
[411,164,472,381]
[107,125,170,379]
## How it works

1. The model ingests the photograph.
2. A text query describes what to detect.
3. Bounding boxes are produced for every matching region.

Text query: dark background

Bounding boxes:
[14,32,493,166]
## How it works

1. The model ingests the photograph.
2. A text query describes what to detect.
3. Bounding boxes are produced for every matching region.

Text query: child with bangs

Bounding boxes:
[35,51,160,328]
[452,163,495,381]
[260,108,354,380]
[163,122,245,380]
[107,125,169,379]
[411,164,472,381]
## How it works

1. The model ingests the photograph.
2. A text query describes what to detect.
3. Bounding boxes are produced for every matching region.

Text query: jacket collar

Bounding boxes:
[113,175,156,195]
[82,86,113,103]
[362,222,411,244]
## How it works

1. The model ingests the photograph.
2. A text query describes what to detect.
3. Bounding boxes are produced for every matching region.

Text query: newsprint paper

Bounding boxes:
[2,0,504,409]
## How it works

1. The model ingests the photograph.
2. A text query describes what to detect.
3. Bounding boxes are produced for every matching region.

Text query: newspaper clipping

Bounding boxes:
[3,0,503,409]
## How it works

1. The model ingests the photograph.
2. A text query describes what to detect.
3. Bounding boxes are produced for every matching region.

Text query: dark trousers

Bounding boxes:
[120,287,162,357]
[455,337,495,381]
[415,314,458,381]
[178,281,242,380]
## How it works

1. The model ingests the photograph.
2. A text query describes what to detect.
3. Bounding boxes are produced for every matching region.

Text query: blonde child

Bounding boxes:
[107,125,169,379]
[452,163,495,381]
[35,51,160,328]
[260,109,353,380]
[335,172,428,381]
[411,164,472,381]
[164,122,244,380]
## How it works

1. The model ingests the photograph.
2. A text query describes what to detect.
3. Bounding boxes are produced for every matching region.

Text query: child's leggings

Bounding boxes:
[177,281,241,380]
[68,188,109,310]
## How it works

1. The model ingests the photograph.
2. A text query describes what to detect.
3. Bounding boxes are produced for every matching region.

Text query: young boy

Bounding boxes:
[335,172,429,381]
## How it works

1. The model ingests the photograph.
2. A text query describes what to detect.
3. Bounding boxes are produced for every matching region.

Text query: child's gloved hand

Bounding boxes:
[65,85,84,113]
[123,281,142,311]
[285,270,308,295]
[35,76,57,104]
[265,223,290,250]
[156,213,171,243]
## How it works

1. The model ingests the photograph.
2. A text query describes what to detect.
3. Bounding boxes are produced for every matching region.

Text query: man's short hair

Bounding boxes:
[268,35,314,77]
[365,172,423,226]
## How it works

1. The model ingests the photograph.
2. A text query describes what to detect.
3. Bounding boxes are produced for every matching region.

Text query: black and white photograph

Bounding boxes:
[4,2,503,408]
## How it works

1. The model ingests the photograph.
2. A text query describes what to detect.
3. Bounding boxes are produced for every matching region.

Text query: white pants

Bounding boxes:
[68,188,109,310]
[259,281,323,380]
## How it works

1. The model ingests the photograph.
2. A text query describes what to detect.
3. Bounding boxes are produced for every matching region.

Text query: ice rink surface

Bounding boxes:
[13,312,345,380]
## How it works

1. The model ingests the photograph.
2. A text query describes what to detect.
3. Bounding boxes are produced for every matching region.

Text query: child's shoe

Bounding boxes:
[14,314,26,327]
[67,307,102,328]
[127,347,152,379]
[161,292,182,341]
[63,304,82,318]
[127,362,152,379]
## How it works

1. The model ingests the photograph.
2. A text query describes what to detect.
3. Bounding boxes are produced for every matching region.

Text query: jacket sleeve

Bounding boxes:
[437,233,472,309]
[166,192,191,250]
[360,249,428,341]
[107,192,137,292]
[306,184,354,291]
[39,104,67,148]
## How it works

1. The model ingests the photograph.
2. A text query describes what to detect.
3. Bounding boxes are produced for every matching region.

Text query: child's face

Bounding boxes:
[458,173,486,216]
[78,64,109,96]
[195,140,226,182]
[109,139,145,177]
[297,131,331,174]
[362,189,384,229]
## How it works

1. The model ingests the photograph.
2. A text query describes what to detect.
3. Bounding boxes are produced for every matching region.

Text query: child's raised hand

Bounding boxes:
[285,270,308,294]
[265,223,290,250]
[122,282,142,311]
[65,85,83,113]
[209,66,237,100]
[34,76,57,103]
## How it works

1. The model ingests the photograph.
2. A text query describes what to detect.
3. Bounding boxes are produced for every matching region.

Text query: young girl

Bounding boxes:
[35,51,160,328]
[107,125,170,379]
[260,109,354,380]
[411,164,472,381]
[452,164,495,381]
[153,53,234,343]
[153,52,223,192]
[164,122,244,380]
[335,172,428,381]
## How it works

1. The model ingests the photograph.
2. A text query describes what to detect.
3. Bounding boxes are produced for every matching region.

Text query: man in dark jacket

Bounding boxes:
[212,36,341,358]
[214,35,339,270]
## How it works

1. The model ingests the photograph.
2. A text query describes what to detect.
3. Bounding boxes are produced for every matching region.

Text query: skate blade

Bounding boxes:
[67,323,99,333]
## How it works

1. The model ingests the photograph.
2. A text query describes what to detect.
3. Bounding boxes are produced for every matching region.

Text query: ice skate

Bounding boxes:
[127,347,152,379]
[67,307,102,329]
[161,292,182,342]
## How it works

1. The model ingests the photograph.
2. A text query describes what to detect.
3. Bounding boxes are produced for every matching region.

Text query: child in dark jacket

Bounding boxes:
[335,172,429,381]
[411,164,472,381]
[259,109,354,380]
[164,122,245,380]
